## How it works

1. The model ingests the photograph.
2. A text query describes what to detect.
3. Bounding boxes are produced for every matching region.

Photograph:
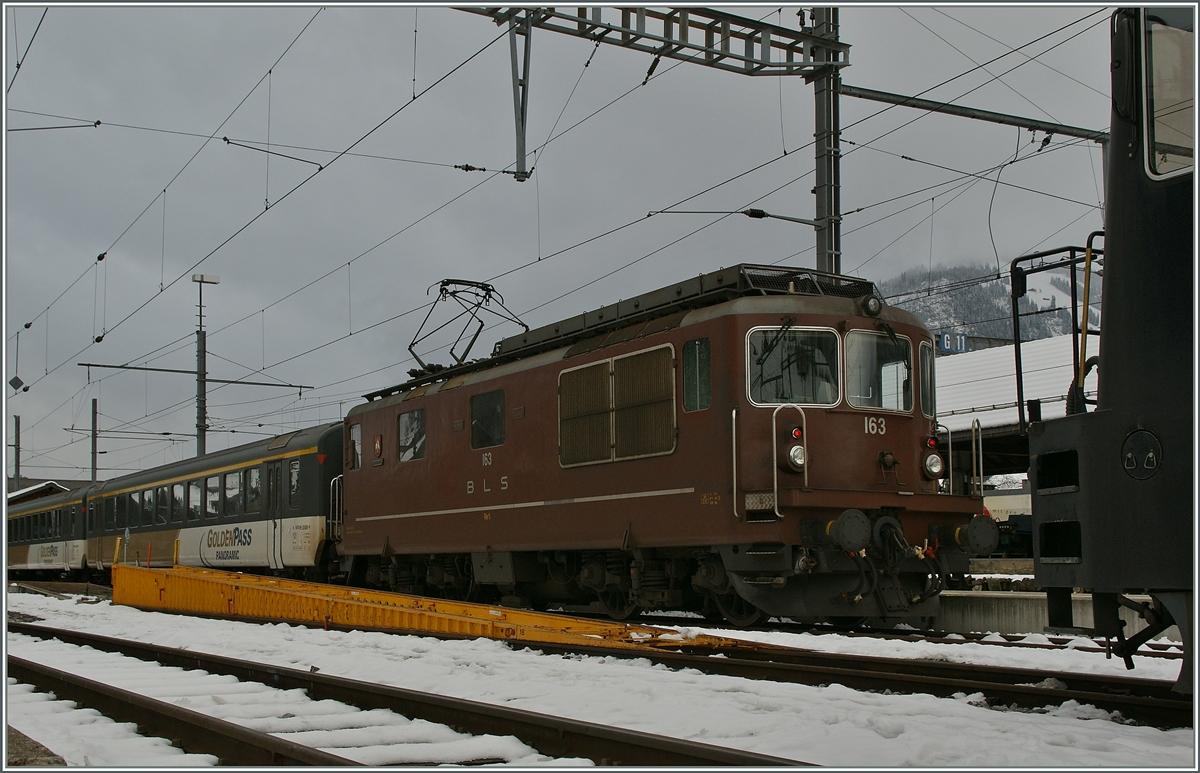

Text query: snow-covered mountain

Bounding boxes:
[876,263,1101,343]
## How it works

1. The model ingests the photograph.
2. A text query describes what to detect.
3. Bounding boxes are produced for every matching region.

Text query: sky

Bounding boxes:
[6,590,1193,767]
[3,4,1113,482]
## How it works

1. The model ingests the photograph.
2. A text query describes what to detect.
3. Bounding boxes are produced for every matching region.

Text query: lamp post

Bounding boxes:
[192,274,220,456]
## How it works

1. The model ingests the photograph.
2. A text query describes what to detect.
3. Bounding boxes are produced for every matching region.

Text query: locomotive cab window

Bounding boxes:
[747,327,839,405]
[846,330,913,412]
[920,341,936,419]
[1143,8,1194,178]
[683,338,712,412]
[398,409,426,461]
[471,390,505,449]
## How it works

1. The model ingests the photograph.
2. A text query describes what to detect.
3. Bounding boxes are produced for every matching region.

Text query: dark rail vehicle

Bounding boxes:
[340,265,996,625]
[7,422,343,580]
[1026,8,1193,691]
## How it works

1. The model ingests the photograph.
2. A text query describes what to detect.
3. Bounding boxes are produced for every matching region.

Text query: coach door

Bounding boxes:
[264,461,286,570]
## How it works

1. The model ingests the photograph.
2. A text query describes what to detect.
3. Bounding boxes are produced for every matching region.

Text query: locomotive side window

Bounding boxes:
[471,390,506,449]
[1143,8,1194,178]
[683,338,712,412]
[205,476,221,519]
[397,409,426,461]
[349,423,362,469]
[224,472,241,517]
[747,328,839,405]
[188,481,202,521]
[245,468,262,514]
[846,330,913,412]
[613,347,676,459]
[920,342,936,419]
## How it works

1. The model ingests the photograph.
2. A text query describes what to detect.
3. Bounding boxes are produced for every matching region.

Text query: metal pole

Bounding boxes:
[197,283,206,457]
[812,7,842,275]
[13,415,20,490]
[91,398,98,482]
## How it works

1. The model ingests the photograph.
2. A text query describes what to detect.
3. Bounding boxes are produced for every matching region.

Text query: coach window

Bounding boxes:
[103,498,117,531]
[224,472,241,517]
[398,409,426,461]
[155,486,170,525]
[141,489,155,527]
[188,481,202,521]
[471,390,505,449]
[205,476,221,519]
[171,483,185,523]
[245,468,262,514]
[288,460,301,509]
[748,328,840,405]
[116,494,128,531]
[349,423,362,470]
[682,338,712,412]
[128,492,140,529]
[920,342,936,419]
[846,330,913,412]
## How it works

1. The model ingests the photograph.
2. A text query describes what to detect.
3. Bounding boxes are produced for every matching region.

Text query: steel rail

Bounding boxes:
[7,623,808,766]
[6,655,361,766]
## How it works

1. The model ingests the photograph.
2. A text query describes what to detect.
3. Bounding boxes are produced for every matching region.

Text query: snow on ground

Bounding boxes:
[5,591,1195,768]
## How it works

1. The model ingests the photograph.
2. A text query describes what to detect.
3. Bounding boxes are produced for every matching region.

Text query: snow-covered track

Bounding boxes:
[7,655,359,766]
[8,623,807,766]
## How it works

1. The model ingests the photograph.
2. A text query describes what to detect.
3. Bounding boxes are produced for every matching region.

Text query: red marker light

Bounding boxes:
[926,437,937,448]
[792,427,803,439]
[317,454,327,465]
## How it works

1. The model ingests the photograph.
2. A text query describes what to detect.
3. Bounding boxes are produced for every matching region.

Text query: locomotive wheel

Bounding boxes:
[598,588,638,621]
[713,591,764,627]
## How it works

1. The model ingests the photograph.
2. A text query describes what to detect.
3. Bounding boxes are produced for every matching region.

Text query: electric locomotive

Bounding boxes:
[340,265,996,624]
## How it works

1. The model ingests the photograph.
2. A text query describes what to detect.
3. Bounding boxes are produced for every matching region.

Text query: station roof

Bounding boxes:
[6,480,71,506]
[935,334,1097,434]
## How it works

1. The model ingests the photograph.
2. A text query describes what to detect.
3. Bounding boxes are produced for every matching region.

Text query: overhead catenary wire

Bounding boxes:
[6,7,47,94]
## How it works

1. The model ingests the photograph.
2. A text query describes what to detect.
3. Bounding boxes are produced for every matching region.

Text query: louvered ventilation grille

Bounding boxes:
[614,348,675,459]
[559,362,612,465]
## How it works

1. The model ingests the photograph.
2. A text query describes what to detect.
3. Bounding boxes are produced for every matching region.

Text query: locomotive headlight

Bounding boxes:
[788,445,806,468]
[922,452,945,479]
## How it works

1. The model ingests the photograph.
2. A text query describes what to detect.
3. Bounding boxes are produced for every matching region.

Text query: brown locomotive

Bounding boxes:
[341,265,996,625]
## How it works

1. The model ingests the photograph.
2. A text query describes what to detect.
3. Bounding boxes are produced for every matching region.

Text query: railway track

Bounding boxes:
[6,623,805,766]
[9,619,1191,731]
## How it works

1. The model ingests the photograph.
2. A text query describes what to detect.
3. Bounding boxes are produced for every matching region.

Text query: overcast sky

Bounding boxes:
[4,4,1112,482]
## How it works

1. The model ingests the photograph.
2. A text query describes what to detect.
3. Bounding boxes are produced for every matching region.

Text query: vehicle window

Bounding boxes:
[289,460,301,508]
[116,494,128,530]
[141,489,155,527]
[471,390,505,449]
[748,328,839,405]
[1144,8,1194,177]
[682,338,712,412]
[920,342,936,419]
[205,477,221,519]
[224,472,241,517]
[398,409,426,461]
[349,423,362,469]
[171,483,185,523]
[156,486,169,525]
[103,498,116,531]
[129,491,141,529]
[188,481,202,521]
[245,468,261,513]
[846,330,913,411]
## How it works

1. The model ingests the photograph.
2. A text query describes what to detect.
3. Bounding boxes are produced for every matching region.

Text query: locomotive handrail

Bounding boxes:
[772,404,809,518]
[731,409,740,521]
[936,422,953,495]
[329,474,344,542]
[970,419,983,497]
